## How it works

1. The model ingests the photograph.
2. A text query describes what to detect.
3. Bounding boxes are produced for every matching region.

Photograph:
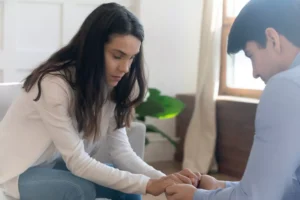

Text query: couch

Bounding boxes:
[0,82,146,200]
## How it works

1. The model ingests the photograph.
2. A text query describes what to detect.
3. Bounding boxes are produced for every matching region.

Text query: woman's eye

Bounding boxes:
[113,55,122,59]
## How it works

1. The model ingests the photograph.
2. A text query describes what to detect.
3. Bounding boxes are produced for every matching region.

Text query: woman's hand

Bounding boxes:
[146,172,194,196]
[177,168,201,187]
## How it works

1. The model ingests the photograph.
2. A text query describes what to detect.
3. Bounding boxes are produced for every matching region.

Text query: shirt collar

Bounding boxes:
[290,53,300,69]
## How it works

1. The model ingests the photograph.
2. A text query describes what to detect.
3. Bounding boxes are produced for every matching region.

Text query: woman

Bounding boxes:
[0,3,198,200]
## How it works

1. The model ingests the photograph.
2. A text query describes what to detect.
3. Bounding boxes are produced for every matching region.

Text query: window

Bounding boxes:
[220,0,264,98]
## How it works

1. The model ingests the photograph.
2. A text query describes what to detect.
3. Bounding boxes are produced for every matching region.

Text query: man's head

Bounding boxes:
[227,0,300,83]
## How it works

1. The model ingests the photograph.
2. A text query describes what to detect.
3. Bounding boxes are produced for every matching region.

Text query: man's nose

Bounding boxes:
[253,69,259,79]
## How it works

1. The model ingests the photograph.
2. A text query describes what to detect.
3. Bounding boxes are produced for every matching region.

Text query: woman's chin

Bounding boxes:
[107,81,119,87]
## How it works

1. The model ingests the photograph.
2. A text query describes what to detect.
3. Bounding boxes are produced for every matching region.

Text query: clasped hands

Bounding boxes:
[146,169,225,200]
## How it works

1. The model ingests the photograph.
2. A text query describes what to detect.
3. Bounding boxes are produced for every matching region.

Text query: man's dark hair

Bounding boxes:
[227,0,300,54]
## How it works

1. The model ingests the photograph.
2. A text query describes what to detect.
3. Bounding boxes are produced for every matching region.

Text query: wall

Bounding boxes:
[0,0,139,83]
[141,0,202,96]
[140,0,203,162]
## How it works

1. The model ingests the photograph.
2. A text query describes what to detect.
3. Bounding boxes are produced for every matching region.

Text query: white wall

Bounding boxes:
[141,0,202,96]
[140,0,202,161]
[0,0,138,83]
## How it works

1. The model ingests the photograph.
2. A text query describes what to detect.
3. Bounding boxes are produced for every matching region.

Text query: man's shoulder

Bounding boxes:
[259,66,300,107]
[271,65,300,87]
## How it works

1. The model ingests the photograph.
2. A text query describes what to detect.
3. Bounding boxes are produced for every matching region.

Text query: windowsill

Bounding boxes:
[217,95,259,104]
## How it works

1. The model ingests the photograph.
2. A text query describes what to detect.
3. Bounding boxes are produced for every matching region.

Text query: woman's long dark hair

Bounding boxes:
[23,3,146,141]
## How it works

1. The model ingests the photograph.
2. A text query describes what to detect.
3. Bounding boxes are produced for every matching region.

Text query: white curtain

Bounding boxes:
[183,0,223,174]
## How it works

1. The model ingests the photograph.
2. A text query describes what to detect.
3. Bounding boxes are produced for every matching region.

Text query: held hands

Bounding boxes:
[164,169,200,200]
[165,174,226,200]
[146,168,226,198]
[178,168,202,187]
[166,184,197,200]
[198,175,226,190]
[146,175,182,196]
[146,168,201,196]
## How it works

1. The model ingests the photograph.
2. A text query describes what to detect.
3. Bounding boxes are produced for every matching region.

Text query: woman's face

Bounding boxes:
[104,34,141,87]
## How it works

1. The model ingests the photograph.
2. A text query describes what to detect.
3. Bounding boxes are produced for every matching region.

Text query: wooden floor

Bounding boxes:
[143,161,239,200]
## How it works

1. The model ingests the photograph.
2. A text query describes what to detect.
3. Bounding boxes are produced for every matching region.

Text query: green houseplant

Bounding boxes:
[135,88,185,147]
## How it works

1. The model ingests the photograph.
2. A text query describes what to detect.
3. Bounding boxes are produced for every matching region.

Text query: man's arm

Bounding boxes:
[224,181,239,188]
[169,77,300,200]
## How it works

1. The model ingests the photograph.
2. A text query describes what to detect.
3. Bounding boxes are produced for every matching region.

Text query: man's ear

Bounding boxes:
[265,28,281,54]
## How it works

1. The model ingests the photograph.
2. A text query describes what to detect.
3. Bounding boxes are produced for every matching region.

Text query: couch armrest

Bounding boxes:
[127,121,146,159]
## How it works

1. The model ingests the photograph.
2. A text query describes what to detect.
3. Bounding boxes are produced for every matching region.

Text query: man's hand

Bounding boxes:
[165,184,197,200]
[198,175,226,190]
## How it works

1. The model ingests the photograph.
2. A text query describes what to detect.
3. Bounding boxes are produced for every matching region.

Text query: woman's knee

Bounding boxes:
[124,193,142,200]
[19,167,96,200]
[20,178,96,200]
[46,179,96,200]
[72,178,96,200]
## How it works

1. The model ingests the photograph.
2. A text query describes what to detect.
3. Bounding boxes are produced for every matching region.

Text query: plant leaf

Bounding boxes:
[158,96,185,119]
[135,100,164,117]
[148,88,161,99]
[145,95,185,119]
[135,87,185,120]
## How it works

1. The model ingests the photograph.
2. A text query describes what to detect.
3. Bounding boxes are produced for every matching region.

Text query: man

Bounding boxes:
[165,0,300,199]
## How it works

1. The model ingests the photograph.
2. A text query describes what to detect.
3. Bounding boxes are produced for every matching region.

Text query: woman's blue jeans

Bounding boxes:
[18,161,142,200]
